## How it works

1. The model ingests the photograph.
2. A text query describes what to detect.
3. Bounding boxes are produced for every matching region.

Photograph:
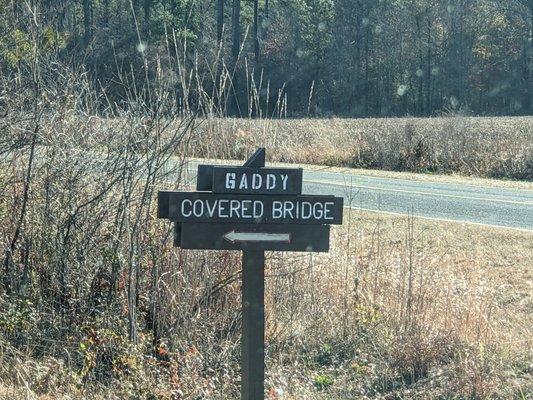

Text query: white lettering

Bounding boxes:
[272,201,283,218]
[181,199,192,217]
[239,174,248,189]
[266,174,276,189]
[324,202,334,220]
[253,201,264,218]
[218,199,229,217]
[280,174,288,190]
[284,201,294,219]
[242,200,252,218]
[301,201,312,219]
[313,203,324,219]
[180,198,329,222]
[193,200,204,217]
[230,200,241,218]
[226,173,236,189]
[206,200,217,217]
[252,174,262,189]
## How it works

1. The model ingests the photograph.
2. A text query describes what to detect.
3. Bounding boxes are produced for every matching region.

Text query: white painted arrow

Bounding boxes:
[223,230,291,244]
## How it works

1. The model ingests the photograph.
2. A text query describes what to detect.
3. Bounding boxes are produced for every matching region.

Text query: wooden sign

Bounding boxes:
[196,165,302,195]
[158,192,343,225]
[157,148,343,400]
[212,166,303,195]
[178,223,330,252]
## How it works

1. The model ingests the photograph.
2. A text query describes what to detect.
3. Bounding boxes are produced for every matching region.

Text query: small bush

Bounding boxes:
[314,374,334,390]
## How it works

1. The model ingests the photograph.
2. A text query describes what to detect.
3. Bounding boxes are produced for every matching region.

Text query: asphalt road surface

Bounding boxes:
[185,161,533,231]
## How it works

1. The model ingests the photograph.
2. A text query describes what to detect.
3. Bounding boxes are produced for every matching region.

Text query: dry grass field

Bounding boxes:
[263,211,533,399]
[0,209,531,399]
[26,114,533,180]
[189,116,533,180]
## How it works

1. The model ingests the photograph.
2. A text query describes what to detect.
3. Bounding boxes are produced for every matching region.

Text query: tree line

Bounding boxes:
[0,0,531,117]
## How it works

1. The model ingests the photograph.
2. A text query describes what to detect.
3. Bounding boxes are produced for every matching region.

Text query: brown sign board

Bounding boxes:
[177,223,330,252]
[212,166,303,195]
[196,165,303,195]
[158,191,343,225]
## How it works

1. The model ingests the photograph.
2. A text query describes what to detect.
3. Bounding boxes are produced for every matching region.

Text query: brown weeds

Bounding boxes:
[189,116,533,180]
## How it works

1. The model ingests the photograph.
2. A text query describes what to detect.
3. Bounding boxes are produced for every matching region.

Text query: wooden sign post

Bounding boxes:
[158,148,343,400]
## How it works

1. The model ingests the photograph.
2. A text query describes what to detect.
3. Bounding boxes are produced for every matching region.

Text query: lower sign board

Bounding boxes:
[158,191,343,225]
[178,223,330,252]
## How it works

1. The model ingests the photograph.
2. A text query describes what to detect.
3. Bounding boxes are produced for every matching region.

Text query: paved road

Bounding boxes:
[184,161,533,231]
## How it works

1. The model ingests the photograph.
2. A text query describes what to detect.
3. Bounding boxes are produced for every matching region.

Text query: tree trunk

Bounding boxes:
[415,13,423,116]
[83,0,92,47]
[232,0,241,61]
[144,0,151,36]
[526,3,533,113]
[231,0,241,114]
[131,0,140,34]
[352,18,361,112]
[262,0,269,43]
[364,26,370,115]
[253,0,259,61]
[217,0,224,44]
[102,0,109,28]
[425,15,432,115]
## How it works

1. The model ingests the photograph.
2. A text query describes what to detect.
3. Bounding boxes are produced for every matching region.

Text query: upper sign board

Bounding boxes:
[197,165,302,195]
[212,167,302,195]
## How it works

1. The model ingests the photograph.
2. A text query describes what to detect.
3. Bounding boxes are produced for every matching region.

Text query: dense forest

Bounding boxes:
[0,0,532,117]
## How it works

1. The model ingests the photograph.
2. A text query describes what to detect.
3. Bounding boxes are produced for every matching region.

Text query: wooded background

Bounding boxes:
[1,0,532,117]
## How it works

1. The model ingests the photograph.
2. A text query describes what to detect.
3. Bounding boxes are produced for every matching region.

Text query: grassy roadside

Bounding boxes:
[188,157,533,191]
[264,210,532,399]
[1,209,531,399]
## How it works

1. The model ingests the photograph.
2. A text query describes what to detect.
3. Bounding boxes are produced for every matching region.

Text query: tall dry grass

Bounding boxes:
[189,116,533,180]
[2,195,532,399]
[263,212,532,399]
